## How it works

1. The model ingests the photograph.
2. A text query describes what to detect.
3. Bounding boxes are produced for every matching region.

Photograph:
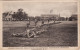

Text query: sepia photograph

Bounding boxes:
[2,2,78,47]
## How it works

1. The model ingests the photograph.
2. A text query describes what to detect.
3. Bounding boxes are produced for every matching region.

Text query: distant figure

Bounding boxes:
[27,23,30,28]
[54,20,55,23]
[35,19,38,26]
[48,19,49,23]
[66,17,69,21]
[42,20,44,25]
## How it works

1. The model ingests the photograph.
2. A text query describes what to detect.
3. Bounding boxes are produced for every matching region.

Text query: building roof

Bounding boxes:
[41,14,59,17]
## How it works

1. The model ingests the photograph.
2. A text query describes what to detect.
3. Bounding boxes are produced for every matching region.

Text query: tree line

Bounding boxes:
[3,8,28,21]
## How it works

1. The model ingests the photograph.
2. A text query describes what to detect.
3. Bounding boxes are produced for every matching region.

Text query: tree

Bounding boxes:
[3,12,9,18]
[12,8,28,20]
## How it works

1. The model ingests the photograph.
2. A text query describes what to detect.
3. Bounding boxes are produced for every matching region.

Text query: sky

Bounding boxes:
[3,2,77,17]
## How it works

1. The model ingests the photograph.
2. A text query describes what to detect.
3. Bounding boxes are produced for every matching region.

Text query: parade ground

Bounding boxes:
[3,21,77,47]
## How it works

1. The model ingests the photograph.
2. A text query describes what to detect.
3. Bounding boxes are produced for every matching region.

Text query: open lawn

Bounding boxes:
[3,21,78,47]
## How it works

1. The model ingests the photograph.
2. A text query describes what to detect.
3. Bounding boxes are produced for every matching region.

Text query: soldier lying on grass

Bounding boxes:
[12,28,47,38]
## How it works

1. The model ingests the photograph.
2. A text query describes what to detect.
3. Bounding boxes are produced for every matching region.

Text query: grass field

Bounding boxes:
[3,21,78,47]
